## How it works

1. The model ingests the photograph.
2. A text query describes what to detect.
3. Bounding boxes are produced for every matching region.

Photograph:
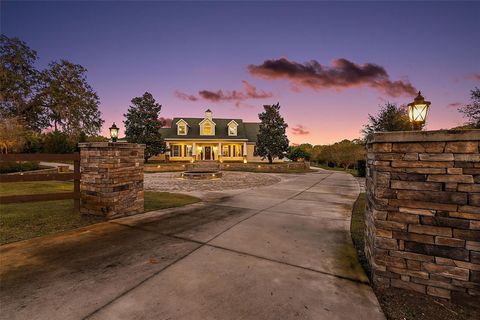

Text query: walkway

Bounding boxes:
[0,171,385,320]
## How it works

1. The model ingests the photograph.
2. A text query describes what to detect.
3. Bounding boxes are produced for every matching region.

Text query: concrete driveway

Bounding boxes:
[0,171,385,320]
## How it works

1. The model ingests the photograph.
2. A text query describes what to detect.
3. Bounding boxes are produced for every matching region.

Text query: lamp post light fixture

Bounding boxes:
[109,122,119,142]
[407,91,431,130]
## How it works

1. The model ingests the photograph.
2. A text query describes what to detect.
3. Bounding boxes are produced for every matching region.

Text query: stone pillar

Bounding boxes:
[79,142,145,219]
[365,129,480,301]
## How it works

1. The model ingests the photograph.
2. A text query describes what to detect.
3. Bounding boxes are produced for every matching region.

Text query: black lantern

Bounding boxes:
[407,91,431,130]
[109,122,119,142]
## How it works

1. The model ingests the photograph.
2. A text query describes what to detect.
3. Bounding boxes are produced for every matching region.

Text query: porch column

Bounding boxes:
[192,142,196,156]
[243,142,247,156]
[165,142,171,162]
[218,142,222,161]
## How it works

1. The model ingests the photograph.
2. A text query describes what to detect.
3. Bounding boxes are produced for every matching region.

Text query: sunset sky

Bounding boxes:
[2,1,479,144]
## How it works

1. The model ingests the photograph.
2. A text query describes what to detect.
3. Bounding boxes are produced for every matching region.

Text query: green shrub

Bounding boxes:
[0,161,40,174]
[22,132,45,153]
[42,131,76,154]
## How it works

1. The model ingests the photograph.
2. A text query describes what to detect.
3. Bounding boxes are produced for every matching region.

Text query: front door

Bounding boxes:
[204,146,211,160]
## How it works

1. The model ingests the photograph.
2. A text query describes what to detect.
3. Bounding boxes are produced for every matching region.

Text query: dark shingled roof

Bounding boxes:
[160,118,260,142]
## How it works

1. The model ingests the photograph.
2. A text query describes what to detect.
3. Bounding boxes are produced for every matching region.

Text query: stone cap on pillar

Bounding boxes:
[78,142,146,149]
[367,129,480,144]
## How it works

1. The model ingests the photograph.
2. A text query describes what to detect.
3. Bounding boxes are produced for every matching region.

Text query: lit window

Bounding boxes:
[178,124,187,135]
[172,145,181,157]
[228,125,237,136]
[186,145,193,156]
[222,145,229,157]
[203,123,212,135]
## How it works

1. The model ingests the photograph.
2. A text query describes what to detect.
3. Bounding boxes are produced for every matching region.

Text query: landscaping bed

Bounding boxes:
[0,181,200,245]
[144,161,313,174]
[313,163,359,177]
[350,193,480,320]
[0,161,43,174]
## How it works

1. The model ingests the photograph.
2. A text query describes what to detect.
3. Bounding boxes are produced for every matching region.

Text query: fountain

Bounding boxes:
[181,161,222,180]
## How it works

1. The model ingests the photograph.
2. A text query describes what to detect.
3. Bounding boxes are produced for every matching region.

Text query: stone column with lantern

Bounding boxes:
[79,124,145,219]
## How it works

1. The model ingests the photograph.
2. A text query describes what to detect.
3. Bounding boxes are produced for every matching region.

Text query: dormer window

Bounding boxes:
[203,123,213,135]
[176,119,188,135]
[178,124,187,135]
[228,125,237,136]
[199,115,216,136]
[228,120,238,136]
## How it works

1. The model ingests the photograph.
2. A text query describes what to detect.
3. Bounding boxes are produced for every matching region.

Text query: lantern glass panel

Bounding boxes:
[409,104,428,122]
[110,128,118,138]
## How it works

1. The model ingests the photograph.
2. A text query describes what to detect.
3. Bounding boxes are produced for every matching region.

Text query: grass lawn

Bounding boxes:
[314,163,359,177]
[350,192,479,320]
[0,181,200,245]
[350,192,368,274]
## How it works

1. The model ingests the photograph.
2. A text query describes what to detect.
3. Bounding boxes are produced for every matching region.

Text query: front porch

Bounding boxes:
[167,141,247,162]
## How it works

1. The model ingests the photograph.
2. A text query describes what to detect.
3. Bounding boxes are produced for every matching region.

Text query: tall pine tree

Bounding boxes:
[123,92,165,162]
[255,103,289,163]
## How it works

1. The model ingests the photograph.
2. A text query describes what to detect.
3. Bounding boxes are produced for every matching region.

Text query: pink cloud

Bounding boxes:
[466,72,480,81]
[446,102,462,109]
[175,81,272,106]
[248,57,417,97]
[174,90,198,101]
[290,124,310,135]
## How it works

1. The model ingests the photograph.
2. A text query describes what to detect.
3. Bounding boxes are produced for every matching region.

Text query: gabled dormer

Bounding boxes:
[227,120,238,136]
[176,119,189,135]
[199,109,216,136]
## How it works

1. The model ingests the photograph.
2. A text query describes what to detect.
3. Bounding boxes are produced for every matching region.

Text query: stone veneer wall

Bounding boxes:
[365,130,480,301]
[79,142,145,219]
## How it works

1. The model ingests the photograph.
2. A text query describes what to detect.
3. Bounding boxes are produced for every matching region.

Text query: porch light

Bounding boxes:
[243,158,247,164]
[407,91,431,130]
[109,122,119,142]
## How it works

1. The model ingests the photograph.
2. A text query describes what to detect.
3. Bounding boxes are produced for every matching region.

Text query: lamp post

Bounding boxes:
[407,91,431,130]
[109,122,119,142]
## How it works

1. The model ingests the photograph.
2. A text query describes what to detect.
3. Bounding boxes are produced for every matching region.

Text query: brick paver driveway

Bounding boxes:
[0,170,385,320]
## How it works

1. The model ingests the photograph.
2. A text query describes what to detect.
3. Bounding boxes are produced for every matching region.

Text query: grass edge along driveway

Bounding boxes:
[0,181,200,245]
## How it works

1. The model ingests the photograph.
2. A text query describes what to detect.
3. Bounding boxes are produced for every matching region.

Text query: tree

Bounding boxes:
[362,102,413,136]
[317,139,365,170]
[42,131,76,154]
[38,60,104,136]
[458,87,480,128]
[255,103,289,163]
[287,145,310,162]
[0,35,48,131]
[335,139,365,170]
[0,117,27,153]
[124,92,165,162]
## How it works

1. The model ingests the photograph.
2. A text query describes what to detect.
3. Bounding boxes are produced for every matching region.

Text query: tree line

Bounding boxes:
[287,140,365,169]
[1,35,104,153]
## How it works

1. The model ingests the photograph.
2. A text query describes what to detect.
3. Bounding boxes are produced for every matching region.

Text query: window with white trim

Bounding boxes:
[203,123,213,135]
[172,145,181,157]
[178,124,187,135]
[228,124,237,136]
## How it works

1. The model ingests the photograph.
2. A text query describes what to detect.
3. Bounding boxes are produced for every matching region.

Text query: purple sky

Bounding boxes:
[2,1,479,144]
